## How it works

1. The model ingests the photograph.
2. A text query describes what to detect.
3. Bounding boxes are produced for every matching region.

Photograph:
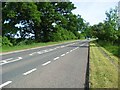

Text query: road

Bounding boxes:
[0,40,89,88]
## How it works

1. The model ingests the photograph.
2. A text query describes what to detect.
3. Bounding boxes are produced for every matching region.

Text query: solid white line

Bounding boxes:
[23,68,37,76]
[61,54,65,56]
[0,81,12,88]
[53,57,59,60]
[42,61,51,66]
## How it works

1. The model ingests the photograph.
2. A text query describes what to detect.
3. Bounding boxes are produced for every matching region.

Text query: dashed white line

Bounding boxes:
[23,68,37,76]
[2,58,13,61]
[53,57,60,60]
[29,52,36,56]
[0,81,12,88]
[70,50,73,52]
[66,52,69,54]
[42,61,51,66]
[37,51,42,54]
[61,54,65,56]
[8,57,22,63]
[80,43,85,46]
[0,57,22,65]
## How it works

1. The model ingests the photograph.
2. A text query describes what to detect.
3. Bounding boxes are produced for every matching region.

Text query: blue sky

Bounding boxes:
[71,0,119,25]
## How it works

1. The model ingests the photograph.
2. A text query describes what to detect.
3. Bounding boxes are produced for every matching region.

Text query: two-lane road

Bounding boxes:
[0,40,89,88]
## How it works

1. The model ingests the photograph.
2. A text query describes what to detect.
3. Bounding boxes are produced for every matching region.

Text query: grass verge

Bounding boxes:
[97,41,119,57]
[1,40,78,53]
[89,42,118,88]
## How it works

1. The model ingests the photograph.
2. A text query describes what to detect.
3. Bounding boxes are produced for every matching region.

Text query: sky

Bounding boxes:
[70,0,119,25]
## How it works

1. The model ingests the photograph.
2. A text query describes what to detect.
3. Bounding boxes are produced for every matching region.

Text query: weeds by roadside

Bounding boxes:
[89,42,118,88]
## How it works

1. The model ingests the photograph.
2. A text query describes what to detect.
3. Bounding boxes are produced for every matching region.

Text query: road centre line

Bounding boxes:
[42,61,51,66]
[29,52,36,55]
[0,81,12,88]
[37,51,42,54]
[53,57,60,60]
[61,54,65,56]
[66,52,69,54]
[23,68,37,76]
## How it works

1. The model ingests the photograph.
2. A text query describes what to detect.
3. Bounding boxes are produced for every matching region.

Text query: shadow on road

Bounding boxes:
[67,45,88,48]
[84,42,90,90]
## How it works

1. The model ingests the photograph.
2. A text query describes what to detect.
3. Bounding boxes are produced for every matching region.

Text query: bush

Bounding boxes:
[2,36,13,46]
[50,25,77,41]
[0,36,2,47]
[16,39,35,46]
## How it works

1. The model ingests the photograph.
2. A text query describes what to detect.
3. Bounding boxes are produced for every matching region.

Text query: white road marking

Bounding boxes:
[61,46,65,48]
[72,49,75,51]
[29,52,36,56]
[56,46,60,48]
[66,52,69,54]
[8,57,22,63]
[70,50,73,52]
[48,49,53,52]
[0,58,13,63]
[42,61,51,66]
[80,43,85,46]
[23,68,37,76]
[44,50,48,52]
[2,58,13,61]
[0,57,22,65]
[0,81,12,88]
[61,54,65,56]
[37,51,42,54]
[53,57,59,60]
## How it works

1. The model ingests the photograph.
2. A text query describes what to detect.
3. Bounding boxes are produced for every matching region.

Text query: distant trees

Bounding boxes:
[2,2,86,45]
[91,7,119,44]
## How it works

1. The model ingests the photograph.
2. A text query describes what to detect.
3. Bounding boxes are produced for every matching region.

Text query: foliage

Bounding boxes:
[2,36,13,46]
[50,25,76,41]
[91,7,119,44]
[2,2,85,45]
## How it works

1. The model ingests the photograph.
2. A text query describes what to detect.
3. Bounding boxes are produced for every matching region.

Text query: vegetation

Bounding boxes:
[89,42,118,88]
[1,2,119,88]
[1,40,77,52]
[90,7,119,44]
[1,2,88,52]
[97,40,119,57]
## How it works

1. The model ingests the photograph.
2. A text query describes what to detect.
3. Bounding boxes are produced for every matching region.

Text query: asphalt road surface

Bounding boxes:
[0,40,89,88]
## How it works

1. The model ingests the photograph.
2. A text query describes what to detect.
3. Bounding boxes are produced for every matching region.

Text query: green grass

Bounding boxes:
[97,41,119,57]
[1,40,78,53]
[89,42,118,88]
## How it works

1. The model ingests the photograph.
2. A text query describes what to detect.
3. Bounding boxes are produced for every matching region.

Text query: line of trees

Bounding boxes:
[86,7,119,45]
[2,2,87,46]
